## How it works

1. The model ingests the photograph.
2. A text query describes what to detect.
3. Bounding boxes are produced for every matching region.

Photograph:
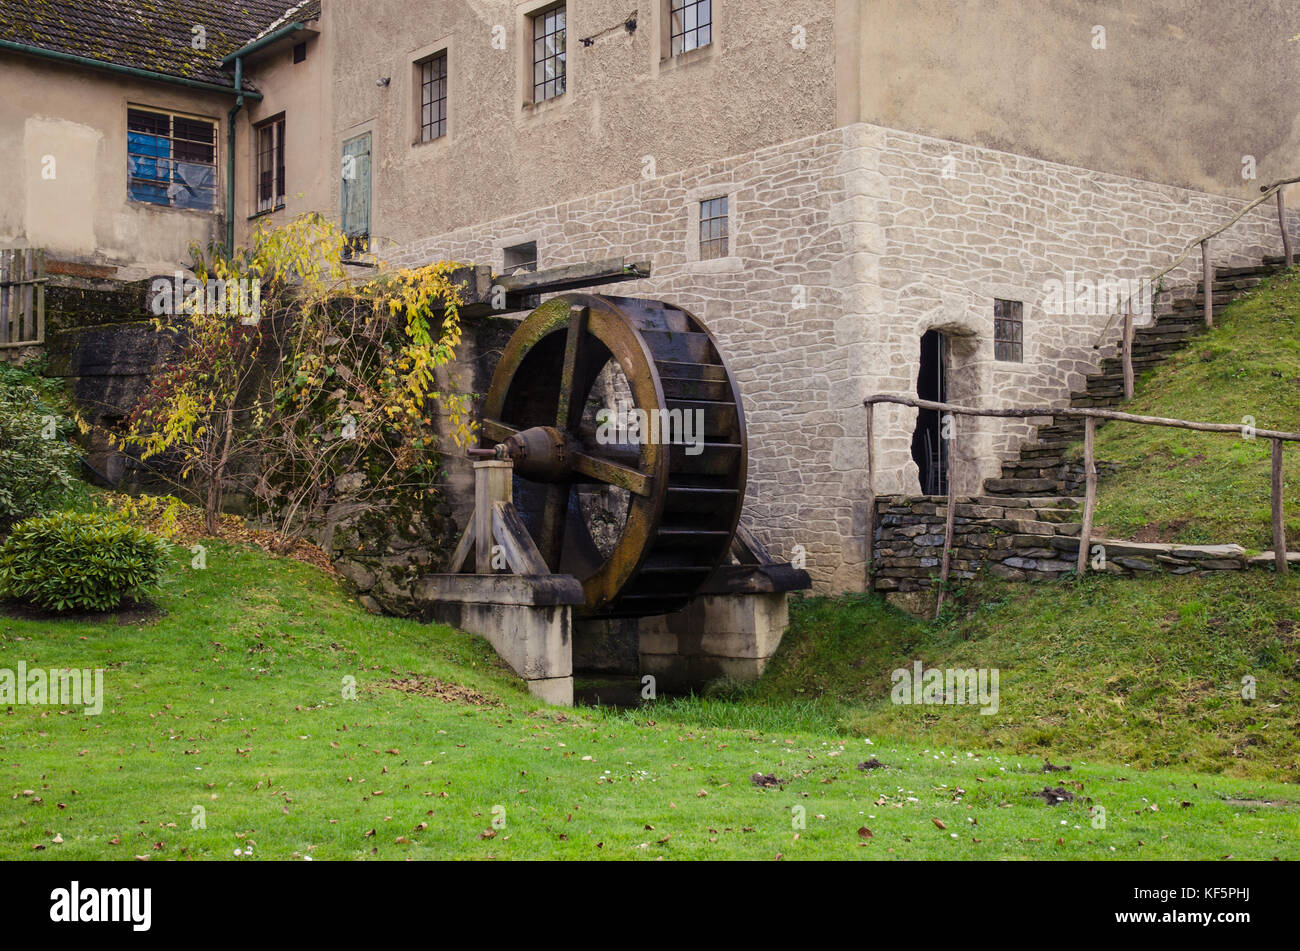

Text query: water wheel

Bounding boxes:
[479,293,747,618]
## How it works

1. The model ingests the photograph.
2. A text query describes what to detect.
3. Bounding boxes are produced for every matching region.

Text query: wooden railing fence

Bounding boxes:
[0,248,46,348]
[863,395,1298,616]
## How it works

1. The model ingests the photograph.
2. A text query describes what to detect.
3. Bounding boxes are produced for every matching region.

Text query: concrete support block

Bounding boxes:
[638,592,791,691]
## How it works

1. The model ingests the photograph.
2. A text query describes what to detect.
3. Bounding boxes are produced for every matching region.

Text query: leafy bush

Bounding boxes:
[0,381,80,528]
[0,512,169,612]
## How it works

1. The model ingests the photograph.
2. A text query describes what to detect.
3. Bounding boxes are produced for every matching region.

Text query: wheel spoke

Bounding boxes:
[480,418,519,443]
[538,482,570,570]
[554,304,588,433]
[570,449,652,497]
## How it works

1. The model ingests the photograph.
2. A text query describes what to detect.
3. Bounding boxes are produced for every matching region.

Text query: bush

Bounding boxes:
[0,512,169,612]
[0,382,80,528]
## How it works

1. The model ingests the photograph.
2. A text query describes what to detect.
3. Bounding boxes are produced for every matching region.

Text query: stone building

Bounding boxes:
[3,1,1298,592]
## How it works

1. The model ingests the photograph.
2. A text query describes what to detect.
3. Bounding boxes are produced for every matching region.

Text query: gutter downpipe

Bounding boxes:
[226,56,244,254]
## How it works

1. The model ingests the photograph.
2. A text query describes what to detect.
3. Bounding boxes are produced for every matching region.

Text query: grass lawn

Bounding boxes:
[1090,265,1300,549]
[2,542,1297,860]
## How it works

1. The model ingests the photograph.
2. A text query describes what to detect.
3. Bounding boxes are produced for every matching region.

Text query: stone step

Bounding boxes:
[984,477,1065,496]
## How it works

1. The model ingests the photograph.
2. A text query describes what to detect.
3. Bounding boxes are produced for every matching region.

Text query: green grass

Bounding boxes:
[733,576,1300,782]
[1090,266,1300,548]
[1,543,1297,860]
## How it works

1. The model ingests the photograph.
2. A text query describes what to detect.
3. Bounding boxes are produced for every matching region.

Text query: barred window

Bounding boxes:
[699,196,728,260]
[420,52,448,142]
[255,117,285,213]
[994,298,1024,362]
[532,5,566,102]
[670,0,712,55]
[127,108,217,210]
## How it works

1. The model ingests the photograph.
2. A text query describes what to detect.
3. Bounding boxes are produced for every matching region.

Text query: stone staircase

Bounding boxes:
[983,255,1294,500]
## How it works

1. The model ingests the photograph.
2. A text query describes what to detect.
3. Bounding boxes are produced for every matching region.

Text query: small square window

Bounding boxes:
[127,107,217,210]
[503,241,538,275]
[670,0,712,55]
[994,299,1024,362]
[532,5,566,102]
[699,196,728,260]
[293,42,307,64]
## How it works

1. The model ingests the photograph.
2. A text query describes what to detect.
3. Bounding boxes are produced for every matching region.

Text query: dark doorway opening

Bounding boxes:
[911,329,948,496]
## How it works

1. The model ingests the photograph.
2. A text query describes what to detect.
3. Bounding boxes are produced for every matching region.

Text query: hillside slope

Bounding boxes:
[1088,266,1300,548]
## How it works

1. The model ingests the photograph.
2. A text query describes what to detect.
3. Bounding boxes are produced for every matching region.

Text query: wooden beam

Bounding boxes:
[934,414,957,620]
[495,258,650,296]
[863,395,1300,443]
[1077,417,1097,577]
[865,401,876,590]
[1279,189,1294,268]
[474,460,513,573]
[1273,438,1287,575]
[1202,239,1214,328]
[491,502,551,575]
[1121,309,1134,401]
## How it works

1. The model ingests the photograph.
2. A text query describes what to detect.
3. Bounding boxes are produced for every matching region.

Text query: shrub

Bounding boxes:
[0,512,169,613]
[0,382,80,528]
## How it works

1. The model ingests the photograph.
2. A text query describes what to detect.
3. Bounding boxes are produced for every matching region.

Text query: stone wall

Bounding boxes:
[872,495,1269,598]
[389,121,1296,594]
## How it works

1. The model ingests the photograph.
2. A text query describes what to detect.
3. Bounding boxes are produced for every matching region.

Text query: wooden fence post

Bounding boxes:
[865,402,876,591]
[934,414,958,619]
[1122,307,1134,401]
[1273,438,1288,575]
[474,460,513,574]
[1076,416,1097,577]
[1278,189,1294,268]
[1202,239,1214,328]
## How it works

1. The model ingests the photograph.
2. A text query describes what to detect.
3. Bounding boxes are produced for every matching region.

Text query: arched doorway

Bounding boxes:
[911,329,948,495]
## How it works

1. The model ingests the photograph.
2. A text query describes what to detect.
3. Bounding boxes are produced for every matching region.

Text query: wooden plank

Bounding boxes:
[1076,417,1098,577]
[491,502,550,575]
[35,248,45,345]
[474,460,512,573]
[1273,438,1287,575]
[0,249,9,346]
[934,415,957,620]
[1202,239,1214,328]
[23,248,34,342]
[1121,309,1134,401]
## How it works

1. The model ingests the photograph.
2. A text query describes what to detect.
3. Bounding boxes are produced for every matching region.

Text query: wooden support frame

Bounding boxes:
[1278,189,1294,268]
[1121,308,1135,401]
[1076,417,1098,577]
[449,459,551,575]
[1273,438,1288,574]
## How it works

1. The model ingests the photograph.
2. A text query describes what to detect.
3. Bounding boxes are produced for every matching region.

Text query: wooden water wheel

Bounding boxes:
[478,293,747,617]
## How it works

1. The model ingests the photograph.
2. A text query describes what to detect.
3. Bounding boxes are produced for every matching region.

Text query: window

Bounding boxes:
[255,117,286,214]
[532,5,566,102]
[127,108,217,210]
[293,42,307,64]
[670,0,712,55]
[341,132,372,257]
[419,52,448,141]
[994,298,1024,362]
[699,196,728,260]
[503,242,538,274]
